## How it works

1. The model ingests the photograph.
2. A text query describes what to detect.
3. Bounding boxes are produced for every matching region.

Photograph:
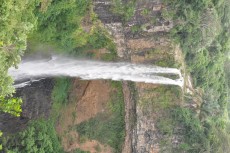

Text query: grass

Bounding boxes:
[94,144,102,152]
[50,77,72,122]
[52,78,71,105]
[141,8,150,16]
[76,81,125,153]
[155,59,175,67]
[130,25,142,34]
[140,86,182,112]
[70,26,118,61]
[74,148,90,153]
[145,48,177,68]
[138,85,182,152]
[112,0,137,22]
[156,118,175,136]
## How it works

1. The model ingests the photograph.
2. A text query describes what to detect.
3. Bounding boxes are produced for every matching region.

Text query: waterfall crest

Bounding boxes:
[8,55,184,88]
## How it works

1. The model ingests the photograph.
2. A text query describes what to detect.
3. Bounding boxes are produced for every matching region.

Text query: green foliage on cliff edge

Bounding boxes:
[51,77,72,122]
[163,0,229,116]
[163,0,229,112]
[112,0,137,22]
[0,0,40,116]
[171,107,230,153]
[0,97,22,117]
[0,0,38,95]
[31,0,92,50]
[3,119,63,153]
[31,0,117,59]
[157,0,230,152]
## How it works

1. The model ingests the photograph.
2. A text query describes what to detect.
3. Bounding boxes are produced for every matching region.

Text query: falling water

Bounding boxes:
[8,55,184,88]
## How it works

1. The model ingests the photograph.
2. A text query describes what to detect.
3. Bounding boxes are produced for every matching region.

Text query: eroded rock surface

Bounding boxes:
[0,78,54,134]
[93,0,180,152]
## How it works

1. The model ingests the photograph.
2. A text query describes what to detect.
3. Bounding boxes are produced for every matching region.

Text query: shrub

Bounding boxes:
[3,119,63,153]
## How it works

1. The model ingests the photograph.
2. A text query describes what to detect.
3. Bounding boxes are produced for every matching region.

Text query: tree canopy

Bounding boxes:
[0,0,40,116]
[4,119,63,153]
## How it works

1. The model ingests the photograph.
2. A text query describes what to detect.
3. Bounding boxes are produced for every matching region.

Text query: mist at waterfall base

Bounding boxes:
[8,55,184,88]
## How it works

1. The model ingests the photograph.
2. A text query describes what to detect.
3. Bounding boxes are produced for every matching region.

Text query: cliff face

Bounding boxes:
[0,79,54,134]
[94,0,180,153]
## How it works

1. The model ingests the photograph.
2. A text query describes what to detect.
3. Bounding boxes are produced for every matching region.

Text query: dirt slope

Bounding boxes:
[56,80,113,153]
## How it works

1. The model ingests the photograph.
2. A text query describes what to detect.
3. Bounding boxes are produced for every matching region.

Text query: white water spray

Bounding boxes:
[8,55,184,88]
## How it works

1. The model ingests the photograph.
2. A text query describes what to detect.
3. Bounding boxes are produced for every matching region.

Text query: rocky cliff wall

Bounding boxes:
[0,78,54,134]
[93,0,177,153]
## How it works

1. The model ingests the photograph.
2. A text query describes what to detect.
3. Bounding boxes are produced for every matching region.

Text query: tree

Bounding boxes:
[4,120,63,153]
[0,97,22,117]
[0,0,38,116]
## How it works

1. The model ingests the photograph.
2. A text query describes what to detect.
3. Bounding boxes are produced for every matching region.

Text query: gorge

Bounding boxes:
[0,0,229,153]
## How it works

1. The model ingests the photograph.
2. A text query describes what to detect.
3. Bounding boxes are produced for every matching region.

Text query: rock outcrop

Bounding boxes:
[93,0,178,152]
[0,78,54,134]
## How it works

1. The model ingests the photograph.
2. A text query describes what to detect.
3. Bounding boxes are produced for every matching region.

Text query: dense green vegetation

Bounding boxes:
[52,78,71,105]
[157,105,230,153]
[173,107,230,153]
[0,0,39,116]
[76,81,125,153]
[32,0,91,49]
[150,86,230,153]
[163,0,229,116]
[51,77,72,123]
[3,119,63,153]
[0,97,22,117]
[31,0,116,55]
[31,0,117,59]
[112,0,137,21]
[153,0,230,152]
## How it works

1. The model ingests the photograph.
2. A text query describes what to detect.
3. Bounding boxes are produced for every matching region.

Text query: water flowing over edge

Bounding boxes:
[8,55,184,88]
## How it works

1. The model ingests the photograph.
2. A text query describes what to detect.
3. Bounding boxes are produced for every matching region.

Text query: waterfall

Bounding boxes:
[8,55,184,88]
